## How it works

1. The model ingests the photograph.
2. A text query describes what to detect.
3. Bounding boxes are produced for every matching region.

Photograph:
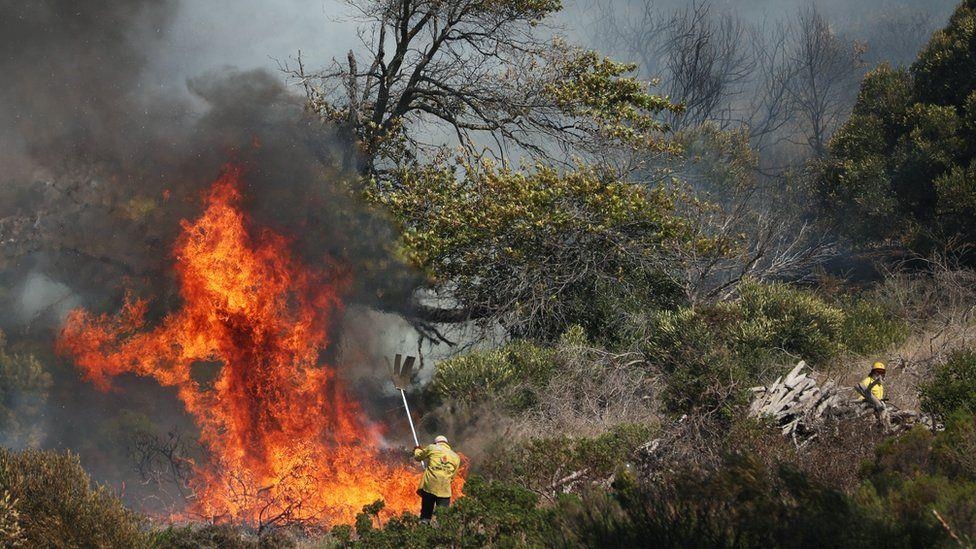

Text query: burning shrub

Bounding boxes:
[57,166,421,526]
[0,448,147,547]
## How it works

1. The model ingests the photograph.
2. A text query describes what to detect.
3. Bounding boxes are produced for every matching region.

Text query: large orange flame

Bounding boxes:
[57,165,446,526]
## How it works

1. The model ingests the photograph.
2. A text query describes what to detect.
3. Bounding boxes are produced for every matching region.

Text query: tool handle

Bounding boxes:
[400,388,425,467]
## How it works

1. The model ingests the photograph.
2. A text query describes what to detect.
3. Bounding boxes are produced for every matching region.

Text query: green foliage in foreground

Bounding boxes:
[920,350,976,419]
[563,457,927,548]
[347,476,558,548]
[862,413,976,546]
[339,436,973,548]
[480,424,654,497]
[0,448,148,548]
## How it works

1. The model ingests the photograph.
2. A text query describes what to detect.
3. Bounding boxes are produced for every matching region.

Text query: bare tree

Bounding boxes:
[290,0,677,177]
[662,127,834,304]
[128,429,196,514]
[594,1,754,130]
[782,4,864,159]
[660,3,754,130]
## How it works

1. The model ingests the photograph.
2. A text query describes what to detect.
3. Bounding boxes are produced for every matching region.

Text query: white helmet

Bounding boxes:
[434,435,448,444]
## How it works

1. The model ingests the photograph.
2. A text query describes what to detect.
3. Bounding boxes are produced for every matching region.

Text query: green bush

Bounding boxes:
[838,297,909,355]
[635,282,854,415]
[732,281,847,365]
[861,414,976,545]
[350,476,556,548]
[634,306,747,415]
[480,424,654,497]
[429,340,555,410]
[0,448,148,547]
[920,350,976,418]
[559,454,924,548]
[634,281,909,415]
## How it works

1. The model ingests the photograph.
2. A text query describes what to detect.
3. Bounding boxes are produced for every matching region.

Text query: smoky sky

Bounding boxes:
[0,0,178,178]
[0,0,394,315]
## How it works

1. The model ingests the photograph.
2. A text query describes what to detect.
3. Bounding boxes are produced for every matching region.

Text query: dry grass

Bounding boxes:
[421,341,663,470]
[828,266,976,412]
[507,344,661,439]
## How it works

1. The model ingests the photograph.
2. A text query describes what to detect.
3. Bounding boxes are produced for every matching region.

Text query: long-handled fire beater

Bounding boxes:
[391,353,423,465]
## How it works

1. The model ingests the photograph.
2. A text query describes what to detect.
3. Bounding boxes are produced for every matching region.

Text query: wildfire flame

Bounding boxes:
[57,165,451,526]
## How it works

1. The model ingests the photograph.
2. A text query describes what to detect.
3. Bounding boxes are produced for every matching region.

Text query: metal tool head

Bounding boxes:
[391,353,417,390]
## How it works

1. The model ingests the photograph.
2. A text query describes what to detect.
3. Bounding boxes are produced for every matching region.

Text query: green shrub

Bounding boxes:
[933,410,976,480]
[351,476,556,548]
[634,306,748,415]
[559,455,920,548]
[732,281,846,365]
[631,281,918,416]
[838,297,909,355]
[480,424,653,498]
[0,448,148,548]
[634,282,863,415]
[920,350,976,418]
[861,414,976,545]
[429,340,555,410]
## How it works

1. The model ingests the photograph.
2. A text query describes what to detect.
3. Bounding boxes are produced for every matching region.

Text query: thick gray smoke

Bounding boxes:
[0,0,180,178]
[0,0,417,511]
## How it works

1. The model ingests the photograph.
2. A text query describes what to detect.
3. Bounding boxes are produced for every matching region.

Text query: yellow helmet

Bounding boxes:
[871,361,886,373]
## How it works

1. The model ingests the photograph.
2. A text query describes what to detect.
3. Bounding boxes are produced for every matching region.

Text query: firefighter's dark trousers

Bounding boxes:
[419,489,450,520]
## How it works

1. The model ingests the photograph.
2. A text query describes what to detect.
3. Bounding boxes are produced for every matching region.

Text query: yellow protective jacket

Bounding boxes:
[413,442,460,498]
[857,375,884,401]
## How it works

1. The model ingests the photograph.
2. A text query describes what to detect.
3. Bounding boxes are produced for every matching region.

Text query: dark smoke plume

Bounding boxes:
[0,1,418,512]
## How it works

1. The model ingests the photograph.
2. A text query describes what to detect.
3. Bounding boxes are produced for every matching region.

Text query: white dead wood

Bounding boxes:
[749,361,926,443]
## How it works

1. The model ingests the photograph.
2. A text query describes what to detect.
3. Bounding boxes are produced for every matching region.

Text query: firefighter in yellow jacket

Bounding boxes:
[413,435,461,521]
[856,361,886,410]
[856,362,893,430]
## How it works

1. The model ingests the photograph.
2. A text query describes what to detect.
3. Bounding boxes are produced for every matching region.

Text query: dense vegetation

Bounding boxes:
[3,0,976,547]
[820,0,976,258]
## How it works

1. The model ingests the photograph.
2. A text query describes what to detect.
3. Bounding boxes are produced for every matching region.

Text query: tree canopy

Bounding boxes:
[818,0,976,259]
[372,161,690,341]
[296,0,681,176]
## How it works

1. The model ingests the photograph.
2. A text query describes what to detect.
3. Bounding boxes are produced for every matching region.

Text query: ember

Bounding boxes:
[57,164,446,526]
